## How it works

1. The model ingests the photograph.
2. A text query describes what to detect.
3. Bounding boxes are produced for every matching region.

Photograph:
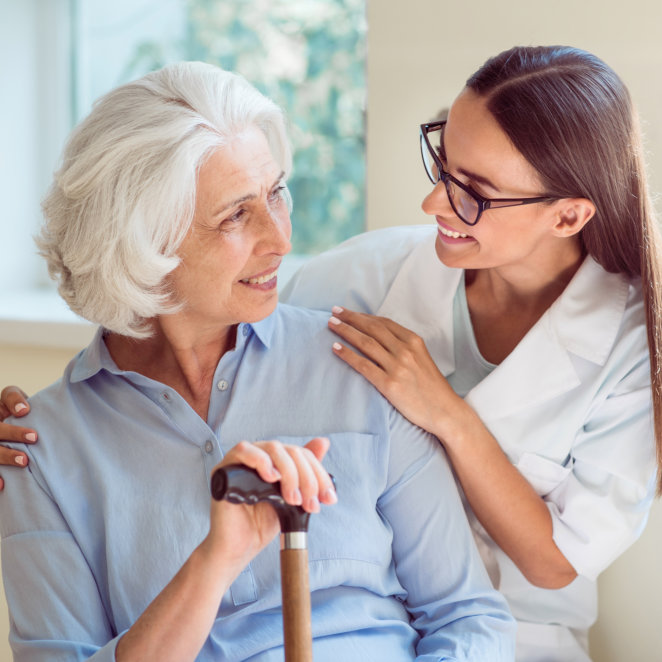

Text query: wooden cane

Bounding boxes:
[211,464,326,662]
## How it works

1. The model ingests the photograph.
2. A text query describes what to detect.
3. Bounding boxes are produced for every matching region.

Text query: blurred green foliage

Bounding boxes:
[123,0,366,254]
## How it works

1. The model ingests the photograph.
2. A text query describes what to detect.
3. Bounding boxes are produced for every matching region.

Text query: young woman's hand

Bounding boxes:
[0,386,36,486]
[204,437,337,571]
[328,307,464,438]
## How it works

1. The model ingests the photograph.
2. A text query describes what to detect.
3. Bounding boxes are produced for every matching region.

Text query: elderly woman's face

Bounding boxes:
[170,126,292,330]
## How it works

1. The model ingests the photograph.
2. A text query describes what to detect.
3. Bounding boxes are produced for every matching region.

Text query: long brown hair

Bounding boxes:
[467,46,662,492]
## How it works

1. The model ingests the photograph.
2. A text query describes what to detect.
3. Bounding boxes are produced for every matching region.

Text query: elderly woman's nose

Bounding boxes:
[256,211,292,255]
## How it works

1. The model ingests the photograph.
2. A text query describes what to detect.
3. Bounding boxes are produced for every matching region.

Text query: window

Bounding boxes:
[1,0,366,300]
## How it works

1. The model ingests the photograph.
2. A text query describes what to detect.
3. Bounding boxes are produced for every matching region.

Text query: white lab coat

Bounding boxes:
[282,225,657,662]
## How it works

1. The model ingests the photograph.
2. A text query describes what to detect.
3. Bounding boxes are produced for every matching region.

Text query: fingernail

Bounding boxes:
[25,432,37,442]
[14,403,28,414]
[270,467,282,480]
[333,342,342,351]
[306,496,320,513]
[291,488,302,505]
[323,487,338,504]
[14,455,26,466]
[332,306,344,314]
[329,316,341,326]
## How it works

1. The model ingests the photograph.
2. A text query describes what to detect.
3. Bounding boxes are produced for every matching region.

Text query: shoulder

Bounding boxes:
[269,303,347,354]
[4,353,92,472]
[281,225,437,313]
[549,257,647,369]
[266,303,393,407]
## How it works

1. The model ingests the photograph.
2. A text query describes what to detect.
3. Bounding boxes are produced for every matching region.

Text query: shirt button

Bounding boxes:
[242,325,250,337]
[162,392,171,401]
[217,379,229,391]
[205,440,214,454]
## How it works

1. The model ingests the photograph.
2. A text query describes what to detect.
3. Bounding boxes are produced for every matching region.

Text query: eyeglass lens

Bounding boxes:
[422,127,479,224]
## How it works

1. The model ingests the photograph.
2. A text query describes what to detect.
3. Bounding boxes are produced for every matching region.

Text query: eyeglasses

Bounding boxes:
[419,121,560,226]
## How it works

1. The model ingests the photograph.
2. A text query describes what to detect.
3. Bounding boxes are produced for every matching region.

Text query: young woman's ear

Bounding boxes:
[552,198,596,237]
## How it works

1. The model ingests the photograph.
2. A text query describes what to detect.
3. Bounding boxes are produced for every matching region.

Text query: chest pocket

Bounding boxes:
[275,432,389,566]
[516,451,573,497]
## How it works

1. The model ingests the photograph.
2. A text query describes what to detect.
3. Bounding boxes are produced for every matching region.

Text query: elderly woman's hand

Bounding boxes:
[0,386,35,486]
[204,438,336,572]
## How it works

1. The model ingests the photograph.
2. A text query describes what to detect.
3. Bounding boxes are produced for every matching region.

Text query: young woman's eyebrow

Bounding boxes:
[456,166,500,191]
[441,129,499,191]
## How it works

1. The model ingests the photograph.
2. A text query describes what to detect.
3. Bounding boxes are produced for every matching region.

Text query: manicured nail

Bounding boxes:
[291,488,302,505]
[329,316,341,326]
[306,496,320,513]
[14,403,28,414]
[269,467,282,481]
[14,455,26,466]
[25,432,37,442]
[323,487,338,504]
[333,342,342,351]
[332,306,344,314]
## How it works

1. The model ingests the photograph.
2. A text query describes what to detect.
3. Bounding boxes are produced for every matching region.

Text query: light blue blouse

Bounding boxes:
[0,304,515,662]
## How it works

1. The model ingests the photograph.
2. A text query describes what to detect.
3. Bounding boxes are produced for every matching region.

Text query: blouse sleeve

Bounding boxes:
[379,410,516,661]
[0,455,121,661]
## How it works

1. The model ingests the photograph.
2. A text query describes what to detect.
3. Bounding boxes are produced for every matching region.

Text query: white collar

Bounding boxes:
[376,231,634,418]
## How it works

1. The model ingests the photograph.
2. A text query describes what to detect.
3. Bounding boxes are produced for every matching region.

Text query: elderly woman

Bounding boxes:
[0,62,514,661]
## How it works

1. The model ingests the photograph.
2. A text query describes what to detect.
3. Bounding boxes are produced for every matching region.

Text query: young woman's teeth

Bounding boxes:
[241,270,278,284]
[439,226,468,239]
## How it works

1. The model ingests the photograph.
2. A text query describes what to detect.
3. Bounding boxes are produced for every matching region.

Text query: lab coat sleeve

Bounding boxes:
[0,456,121,661]
[546,353,656,581]
[281,225,434,313]
[379,410,516,661]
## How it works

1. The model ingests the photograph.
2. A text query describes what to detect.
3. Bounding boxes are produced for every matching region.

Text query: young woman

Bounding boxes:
[2,45,660,661]
[281,45,661,661]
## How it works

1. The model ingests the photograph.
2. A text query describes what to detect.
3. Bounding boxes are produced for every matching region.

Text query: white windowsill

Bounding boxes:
[0,255,311,349]
[0,289,96,349]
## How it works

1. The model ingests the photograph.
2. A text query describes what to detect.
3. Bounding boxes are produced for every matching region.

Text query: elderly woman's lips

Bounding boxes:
[239,269,279,285]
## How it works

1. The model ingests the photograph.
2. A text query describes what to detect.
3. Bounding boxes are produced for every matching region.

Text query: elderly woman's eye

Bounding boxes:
[269,185,287,203]
[225,209,246,225]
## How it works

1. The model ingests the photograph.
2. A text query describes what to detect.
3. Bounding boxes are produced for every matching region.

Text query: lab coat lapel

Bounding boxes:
[465,257,630,421]
[376,232,458,377]
[464,313,581,419]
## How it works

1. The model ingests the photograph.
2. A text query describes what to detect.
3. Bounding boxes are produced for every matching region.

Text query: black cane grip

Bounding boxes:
[211,464,336,533]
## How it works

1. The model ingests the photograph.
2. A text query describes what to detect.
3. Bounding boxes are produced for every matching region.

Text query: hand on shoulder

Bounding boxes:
[0,386,36,488]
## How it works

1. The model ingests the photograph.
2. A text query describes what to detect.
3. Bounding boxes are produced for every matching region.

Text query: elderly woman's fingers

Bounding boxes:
[0,386,31,419]
[282,444,324,513]
[221,438,334,513]
[221,440,284,481]
[300,438,336,506]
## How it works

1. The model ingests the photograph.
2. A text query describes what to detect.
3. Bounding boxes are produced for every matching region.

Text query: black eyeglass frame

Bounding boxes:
[419,121,561,226]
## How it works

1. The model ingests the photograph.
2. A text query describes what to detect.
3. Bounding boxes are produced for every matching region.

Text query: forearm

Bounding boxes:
[116,539,240,662]
[435,404,577,589]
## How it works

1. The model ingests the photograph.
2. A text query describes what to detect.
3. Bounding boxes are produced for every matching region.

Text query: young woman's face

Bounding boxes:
[422,88,566,272]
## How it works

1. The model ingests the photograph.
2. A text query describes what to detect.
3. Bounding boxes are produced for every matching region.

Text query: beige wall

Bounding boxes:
[366,1,662,660]
[365,0,662,233]
[1,1,661,659]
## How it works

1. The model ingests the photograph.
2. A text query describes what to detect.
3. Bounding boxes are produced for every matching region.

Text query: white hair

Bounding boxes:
[38,61,292,338]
